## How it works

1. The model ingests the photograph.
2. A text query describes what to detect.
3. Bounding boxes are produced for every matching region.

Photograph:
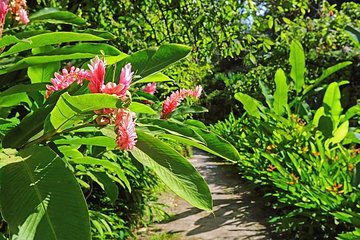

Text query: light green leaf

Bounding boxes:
[323,82,342,122]
[331,120,349,144]
[115,44,191,79]
[69,157,130,192]
[0,146,90,240]
[28,62,60,84]
[133,72,171,85]
[128,102,157,115]
[30,8,86,26]
[85,171,119,203]
[289,40,305,93]
[54,136,116,148]
[130,130,212,211]
[0,32,107,58]
[234,93,261,119]
[44,93,123,133]
[273,68,288,115]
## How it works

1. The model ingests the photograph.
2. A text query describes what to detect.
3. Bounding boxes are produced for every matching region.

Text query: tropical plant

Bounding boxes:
[0,7,241,240]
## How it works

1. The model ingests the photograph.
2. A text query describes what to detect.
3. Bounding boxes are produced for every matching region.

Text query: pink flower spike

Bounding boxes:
[18,8,28,24]
[115,109,137,151]
[101,82,126,96]
[0,0,9,23]
[119,63,133,94]
[45,66,89,98]
[143,82,157,95]
[161,90,185,119]
[88,56,106,93]
[192,85,202,99]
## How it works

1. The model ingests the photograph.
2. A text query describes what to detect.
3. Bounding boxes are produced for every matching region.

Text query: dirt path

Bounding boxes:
[141,149,273,240]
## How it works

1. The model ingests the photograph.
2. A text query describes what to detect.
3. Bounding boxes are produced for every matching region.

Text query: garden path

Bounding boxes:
[140,149,273,240]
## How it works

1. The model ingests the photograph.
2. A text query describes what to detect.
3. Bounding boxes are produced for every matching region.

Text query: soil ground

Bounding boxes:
[138,149,273,240]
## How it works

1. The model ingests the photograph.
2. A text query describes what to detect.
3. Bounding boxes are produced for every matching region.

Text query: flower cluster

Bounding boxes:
[45,66,89,98]
[0,0,29,37]
[143,82,157,95]
[9,0,29,24]
[46,56,137,151]
[161,85,202,119]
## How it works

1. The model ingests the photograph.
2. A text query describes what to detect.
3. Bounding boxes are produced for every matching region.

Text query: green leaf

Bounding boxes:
[86,171,119,203]
[30,8,86,26]
[0,35,22,49]
[303,62,352,96]
[130,130,212,211]
[273,68,288,115]
[128,102,157,115]
[69,157,130,192]
[345,105,360,121]
[289,40,305,93]
[0,32,107,58]
[44,43,124,57]
[133,72,171,85]
[44,93,123,133]
[28,62,60,84]
[0,53,97,75]
[331,120,349,144]
[323,82,342,122]
[2,104,54,148]
[190,127,241,162]
[0,146,90,240]
[345,25,360,46]
[116,44,191,79]
[259,81,273,108]
[54,136,116,148]
[234,93,261,119]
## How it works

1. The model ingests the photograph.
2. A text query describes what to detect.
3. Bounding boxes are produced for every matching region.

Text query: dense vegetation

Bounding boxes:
[0,0,359,239]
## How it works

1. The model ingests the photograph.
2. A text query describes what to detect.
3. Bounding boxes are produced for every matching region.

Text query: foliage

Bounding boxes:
[0,9,241,239]
[211,40,360,238]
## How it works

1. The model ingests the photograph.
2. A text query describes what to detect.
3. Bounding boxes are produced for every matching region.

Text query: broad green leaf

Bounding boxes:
[172,105,208,116]
[345,105,360,121]
[69,156,130,191]
[345,25,360,46]
[130,130,212,211]
[323,82,342,122]
[190,127,241,162]
[44,93,123,133]
[116,44,191,79]
[289,40,305,93]
[128,102,157,115]
[86,171,119,203]
[54,136,116,148]
[28,62,60,83]
[0,53,96,75]
[0,32,107,58]
[273,68,288,115]
[2,104,54,148]
[44,43,123,57]
[133,72,171,85]
[139,119,205,143]
[312,106,324,127]
[0,146,90,240]
[331,120,349,144]
[259,81,273,108]
[0,83,47,96]
[303,61,352,96]
[30,8,86,26]
[234,93,261,119]
[0,93,30,107]
[0,35,22,49]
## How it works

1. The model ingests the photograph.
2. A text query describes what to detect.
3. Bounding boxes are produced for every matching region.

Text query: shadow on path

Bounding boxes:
[148,149,273,240]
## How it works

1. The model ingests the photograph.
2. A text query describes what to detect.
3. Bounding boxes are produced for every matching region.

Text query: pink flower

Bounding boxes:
[87,59,133,100]
[9,0,29,25]
[115,108,137,150]
[46,66,89,98]
[0,0,8,23]
[160,86,203,119]
[192,85,202,99]
[143,82,157,95]
[87,56,106,93]
[18,8,28,24]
